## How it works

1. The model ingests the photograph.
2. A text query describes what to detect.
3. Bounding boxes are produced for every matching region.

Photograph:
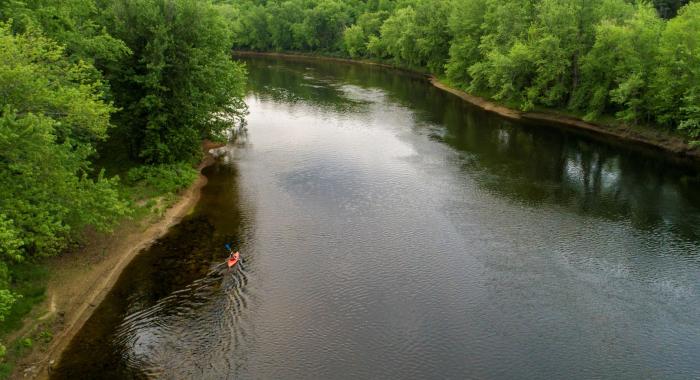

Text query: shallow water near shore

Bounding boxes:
[53,57,700,379]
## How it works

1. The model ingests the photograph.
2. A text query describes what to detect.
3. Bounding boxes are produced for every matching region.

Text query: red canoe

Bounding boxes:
[227,252,240,268]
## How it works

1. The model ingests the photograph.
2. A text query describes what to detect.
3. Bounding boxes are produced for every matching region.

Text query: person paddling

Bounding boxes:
[225,243,240,268]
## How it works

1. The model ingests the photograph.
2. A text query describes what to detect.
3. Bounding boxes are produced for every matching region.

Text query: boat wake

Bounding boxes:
[111,259,252,378]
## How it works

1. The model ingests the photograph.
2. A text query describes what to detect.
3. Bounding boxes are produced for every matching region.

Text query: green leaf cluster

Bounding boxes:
[0,0,247,326]
[0,21,130,321]
[101,0,247,164]
[228,0,700,138]
[126,163,198,196]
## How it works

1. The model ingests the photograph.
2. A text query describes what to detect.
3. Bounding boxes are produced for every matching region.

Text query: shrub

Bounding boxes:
[126,163,198,196]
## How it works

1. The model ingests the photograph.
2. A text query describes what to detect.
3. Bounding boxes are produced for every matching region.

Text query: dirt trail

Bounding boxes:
[13,144,222,379]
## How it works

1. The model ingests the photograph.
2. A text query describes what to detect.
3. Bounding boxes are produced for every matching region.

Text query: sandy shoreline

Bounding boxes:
[10,50,697,378]
[236,50,700,162]
[429,78,700,161]
[12,145,220,379]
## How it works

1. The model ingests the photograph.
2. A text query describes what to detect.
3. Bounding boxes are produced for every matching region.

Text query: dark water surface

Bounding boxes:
[54,57,700,379]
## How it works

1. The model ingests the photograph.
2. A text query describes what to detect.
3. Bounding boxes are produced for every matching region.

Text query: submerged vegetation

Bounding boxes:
[0,0,246,363]
[227,0,699,140]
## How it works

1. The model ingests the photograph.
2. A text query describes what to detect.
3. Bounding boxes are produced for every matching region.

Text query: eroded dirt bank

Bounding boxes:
[429,78,700,161]
[12,144,223,379]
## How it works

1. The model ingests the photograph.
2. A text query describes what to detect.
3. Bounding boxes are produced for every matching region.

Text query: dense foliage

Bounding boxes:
[0,0,246,329]
[102,0,247,163]
[228,0,700,138]
[0,22,129,323]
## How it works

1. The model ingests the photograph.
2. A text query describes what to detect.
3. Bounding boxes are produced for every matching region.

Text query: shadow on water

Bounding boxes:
[243,56,700,245]
[52,158,250,379]
[52,56,700,379]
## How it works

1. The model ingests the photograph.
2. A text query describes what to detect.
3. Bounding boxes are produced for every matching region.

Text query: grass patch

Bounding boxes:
[93,133,199,200]
[0,363,10,379]
[94,139,199,211]
[0,160,199,377]
[0,263,48,336]
[0,137,203,378]
[124,163,198,200]
[0,163,198,378]
[0,262,49,379]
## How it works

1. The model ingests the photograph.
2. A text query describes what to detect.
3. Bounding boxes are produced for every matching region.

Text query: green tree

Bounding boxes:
[223,0,700,139]
[466,0,537,99]
[343,24,366,58]
[614,7,663,124]
[412,0,452,73]
[103,0,248,163]
[0,23,130,313]
[231,4,272,51]
[445,0,488,86]
[653,2,700,137]
[520,0,604,109]
[356,10,388,37]
[0,0,130,65]
[372,1,450,72]
[341,10,389,58]
[301,0,351,51]
[266,1,305,50]
[377,7,420,66]
[0,215,21,322]
[366,34,386,58]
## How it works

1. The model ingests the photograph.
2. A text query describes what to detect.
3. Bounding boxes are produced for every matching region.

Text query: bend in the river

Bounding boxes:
[53,56,700,379]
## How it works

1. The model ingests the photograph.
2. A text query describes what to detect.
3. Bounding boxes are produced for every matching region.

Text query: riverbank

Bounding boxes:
[235,51,700,163]
[235,50,427,77]
[7,142,223,379]
[53,58,700,378]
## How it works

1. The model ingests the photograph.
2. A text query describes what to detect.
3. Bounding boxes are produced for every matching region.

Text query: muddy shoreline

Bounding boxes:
[13,144,223,379]
[235,50,700,163]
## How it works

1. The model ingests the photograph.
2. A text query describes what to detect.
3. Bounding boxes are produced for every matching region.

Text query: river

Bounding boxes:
[52,56,700,379]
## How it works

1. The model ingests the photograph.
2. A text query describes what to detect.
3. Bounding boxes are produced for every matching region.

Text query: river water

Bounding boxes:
[53,57,700,379]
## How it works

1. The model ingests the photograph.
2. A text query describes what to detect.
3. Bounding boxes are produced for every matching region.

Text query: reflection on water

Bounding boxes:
[52,162,251,379]
[248,56,700,244]
[54,57,700,379]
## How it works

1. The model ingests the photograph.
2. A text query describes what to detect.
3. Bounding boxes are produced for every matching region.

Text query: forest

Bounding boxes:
[0,0,699,371]
[0,0,246,356]
[227,0,699,137]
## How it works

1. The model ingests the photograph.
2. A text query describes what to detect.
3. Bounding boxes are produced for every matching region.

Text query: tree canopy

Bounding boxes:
[101,0,247,163]
[0,0,247,324]
[228,0,700,139]
[0,21,128,322]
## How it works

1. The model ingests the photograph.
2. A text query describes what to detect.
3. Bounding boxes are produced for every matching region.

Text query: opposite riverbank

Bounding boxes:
[235,51,700,163]
[7,142,224,379]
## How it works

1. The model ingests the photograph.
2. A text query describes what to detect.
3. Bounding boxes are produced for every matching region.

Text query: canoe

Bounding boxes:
[227,252,240,268]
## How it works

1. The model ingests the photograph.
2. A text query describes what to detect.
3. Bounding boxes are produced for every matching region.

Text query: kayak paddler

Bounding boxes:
[225,243,240,268]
